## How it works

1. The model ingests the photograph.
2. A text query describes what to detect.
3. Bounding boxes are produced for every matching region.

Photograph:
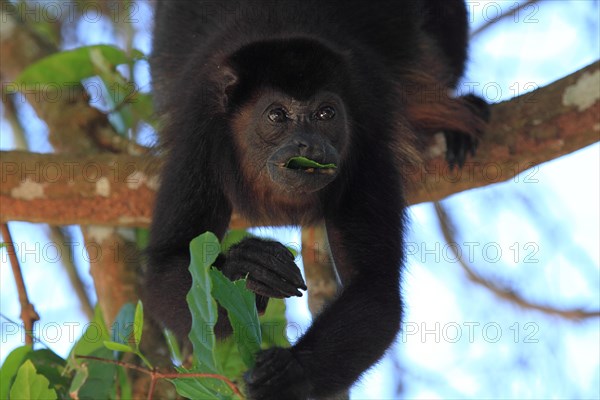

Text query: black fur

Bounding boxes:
[146,1,484,398]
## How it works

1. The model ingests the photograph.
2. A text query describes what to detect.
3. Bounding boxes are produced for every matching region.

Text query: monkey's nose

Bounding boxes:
[293,134,325,159]
[294,138,309,150]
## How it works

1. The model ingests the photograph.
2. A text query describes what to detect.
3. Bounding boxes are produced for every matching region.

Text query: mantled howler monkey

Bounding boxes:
[146,1,486,399]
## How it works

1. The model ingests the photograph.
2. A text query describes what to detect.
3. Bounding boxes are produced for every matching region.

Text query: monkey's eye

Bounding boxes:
[315,106,336,121]
[267,108,288,123]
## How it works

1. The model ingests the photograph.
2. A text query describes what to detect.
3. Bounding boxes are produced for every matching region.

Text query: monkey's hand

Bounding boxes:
[220,238,306,312]
[443,130,477,169]
[444,94,490,169]
[245,347,311,400]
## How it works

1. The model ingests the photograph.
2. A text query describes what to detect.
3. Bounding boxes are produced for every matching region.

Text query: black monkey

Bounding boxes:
[145,1,486,399]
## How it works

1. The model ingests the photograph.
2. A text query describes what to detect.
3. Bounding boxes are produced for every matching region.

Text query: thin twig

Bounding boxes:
[1,223,40,345]
[0,313,47,348]
[49,226,94,319]
[75,355,244,398]
[92,128,151,156]
[2,93,28,149]
[434,202,600,320]
[471,0,540,38]
[146,374,158,400]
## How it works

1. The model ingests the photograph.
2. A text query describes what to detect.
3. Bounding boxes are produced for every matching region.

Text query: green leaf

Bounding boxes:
[15,45,144,86]
[79,348,118,399]
[26,349,68,397]
[68,364,88,398]
[129,92,156,125]
[9,360,57,400]
[133,300,144,348]
[0,242,6,249]
[116,364,133,400]
[71,348,117,400]
[284,156,337,170]
[171,375,229,400]
[109,302,152,369]
[214,337,246,380]
[135,228,150,249]
[26,14,61,47]
[0,345,32,399]
[111,302,136,346]
[103,341,135,353]
[185,233,235,395]
[67,307,110,371]
[286,245,299,258]
[0,348,69,399]
[66,307,117,400]
[164,329,183,367]
[210,269,261,368]
[187,232,222,374]
[260,299,291,348]
[220,229,254,253]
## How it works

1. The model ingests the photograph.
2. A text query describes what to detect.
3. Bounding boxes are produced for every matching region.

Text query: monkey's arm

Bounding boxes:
[246,162,404,399]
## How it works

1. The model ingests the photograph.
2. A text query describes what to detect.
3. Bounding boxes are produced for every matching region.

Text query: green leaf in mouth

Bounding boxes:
[284,156,337,170]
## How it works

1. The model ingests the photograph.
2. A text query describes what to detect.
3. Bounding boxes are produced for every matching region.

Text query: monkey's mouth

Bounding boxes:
[267,157,339,192]
[280,156,337,175]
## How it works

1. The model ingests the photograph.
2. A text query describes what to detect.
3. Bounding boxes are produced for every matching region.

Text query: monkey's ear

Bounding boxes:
[213,64,239,110]
[218,65,238,89]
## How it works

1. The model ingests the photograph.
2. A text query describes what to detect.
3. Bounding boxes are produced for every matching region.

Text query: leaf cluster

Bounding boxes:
[0,231,290,399]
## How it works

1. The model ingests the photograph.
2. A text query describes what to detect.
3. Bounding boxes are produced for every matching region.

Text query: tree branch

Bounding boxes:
[1,62,598,227]
[0,223,40,344]
[434,202,600,320]
[470,0,539,38]
[405,61,599,204]
[48,226,94,319]
[75,355,244,399]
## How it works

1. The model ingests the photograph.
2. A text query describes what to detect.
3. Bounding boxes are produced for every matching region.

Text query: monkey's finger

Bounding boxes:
[247,267,304,297]
[469,136,479,157]
[246,279,301,298]
[246,279,289,298]
[264,257,306,290]
[258,252,306,289]
[239,250,306,289]
[456,137,467,168]
[444,132,457,170]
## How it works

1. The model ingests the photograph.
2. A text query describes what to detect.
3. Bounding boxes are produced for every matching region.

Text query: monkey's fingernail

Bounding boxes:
[293,277,307,289]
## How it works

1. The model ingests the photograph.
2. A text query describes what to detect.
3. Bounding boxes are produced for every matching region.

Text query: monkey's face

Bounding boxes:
[232,90,349,193]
